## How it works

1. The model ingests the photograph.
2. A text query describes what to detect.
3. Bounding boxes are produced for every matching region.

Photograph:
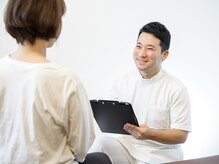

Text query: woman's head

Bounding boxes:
[4,0,66,45]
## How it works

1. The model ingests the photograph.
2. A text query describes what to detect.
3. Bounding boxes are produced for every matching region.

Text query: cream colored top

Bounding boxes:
[0,55,95,164]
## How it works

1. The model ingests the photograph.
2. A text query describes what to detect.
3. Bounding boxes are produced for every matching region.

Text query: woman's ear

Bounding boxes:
[162,50,169,62]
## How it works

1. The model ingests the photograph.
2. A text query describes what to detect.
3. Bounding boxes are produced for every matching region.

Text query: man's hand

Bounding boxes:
[123,123,149,139]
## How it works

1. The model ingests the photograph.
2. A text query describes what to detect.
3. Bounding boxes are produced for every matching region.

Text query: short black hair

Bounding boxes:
[4,0,66,45]
[138,22,171,52]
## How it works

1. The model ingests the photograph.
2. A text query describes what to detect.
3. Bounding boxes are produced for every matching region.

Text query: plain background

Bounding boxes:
[1,0,219,160]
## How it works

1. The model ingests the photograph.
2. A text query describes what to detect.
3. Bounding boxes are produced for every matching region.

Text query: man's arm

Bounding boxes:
[123,123,188,144]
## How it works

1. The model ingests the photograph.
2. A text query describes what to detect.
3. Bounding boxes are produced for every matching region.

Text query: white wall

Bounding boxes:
[1,0,219,160]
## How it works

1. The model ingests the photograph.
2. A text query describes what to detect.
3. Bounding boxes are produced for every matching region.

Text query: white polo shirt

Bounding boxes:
[110,69,191,163]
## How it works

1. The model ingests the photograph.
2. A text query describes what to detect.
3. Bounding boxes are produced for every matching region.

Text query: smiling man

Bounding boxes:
[90,22,191,164]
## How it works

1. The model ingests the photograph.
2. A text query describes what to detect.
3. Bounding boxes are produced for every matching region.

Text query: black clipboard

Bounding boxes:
[90,100,139,134]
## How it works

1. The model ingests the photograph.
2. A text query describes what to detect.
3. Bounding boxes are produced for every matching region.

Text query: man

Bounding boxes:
[90,22,191,164]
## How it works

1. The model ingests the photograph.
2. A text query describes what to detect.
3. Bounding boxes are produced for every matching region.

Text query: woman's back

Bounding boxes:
[0,55,95,163]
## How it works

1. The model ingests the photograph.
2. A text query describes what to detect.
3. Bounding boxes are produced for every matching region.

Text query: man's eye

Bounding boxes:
[147,48,154,51]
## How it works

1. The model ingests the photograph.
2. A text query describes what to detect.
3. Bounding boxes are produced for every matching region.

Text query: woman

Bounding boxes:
[0,0,111,163]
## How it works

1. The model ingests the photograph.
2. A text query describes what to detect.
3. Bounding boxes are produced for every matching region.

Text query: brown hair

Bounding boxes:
[4,0,66,45]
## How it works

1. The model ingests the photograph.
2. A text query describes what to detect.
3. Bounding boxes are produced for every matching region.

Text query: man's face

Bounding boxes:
[133,32,166,78]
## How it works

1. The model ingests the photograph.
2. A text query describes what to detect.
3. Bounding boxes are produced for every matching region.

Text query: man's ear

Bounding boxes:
[162,50,169,61]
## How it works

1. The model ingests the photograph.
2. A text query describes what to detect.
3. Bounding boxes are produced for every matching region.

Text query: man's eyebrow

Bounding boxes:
[136,42,156,48]
[147,44,156,48]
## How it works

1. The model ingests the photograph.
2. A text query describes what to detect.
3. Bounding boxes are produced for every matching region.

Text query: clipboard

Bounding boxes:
[90,100,139,134]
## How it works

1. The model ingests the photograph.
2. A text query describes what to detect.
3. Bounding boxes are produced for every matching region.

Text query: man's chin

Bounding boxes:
[137,65,147,71]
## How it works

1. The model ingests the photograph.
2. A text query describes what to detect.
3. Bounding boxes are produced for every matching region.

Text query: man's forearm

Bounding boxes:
[146,128,189,144]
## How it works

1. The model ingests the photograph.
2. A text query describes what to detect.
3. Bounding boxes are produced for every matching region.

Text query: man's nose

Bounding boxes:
[138,48,147,57]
